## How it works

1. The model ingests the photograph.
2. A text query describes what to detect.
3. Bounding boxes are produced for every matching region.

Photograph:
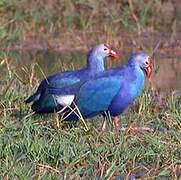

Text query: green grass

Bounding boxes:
[0,69,180,179]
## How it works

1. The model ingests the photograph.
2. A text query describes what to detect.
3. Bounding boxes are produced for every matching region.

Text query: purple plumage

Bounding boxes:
[47,52,152,131]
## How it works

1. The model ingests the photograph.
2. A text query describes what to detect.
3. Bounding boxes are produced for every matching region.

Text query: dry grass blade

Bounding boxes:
[151,39,162,57]
[128,0,142,35]
[57,101,89,131]
[37,163,60,174]
[23,111,35,119]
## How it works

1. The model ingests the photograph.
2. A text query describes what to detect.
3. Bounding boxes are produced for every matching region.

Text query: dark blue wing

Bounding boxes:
[31,77,84,113]
[46,76,80,88]
[25,70,84,103]
[31,89,60,113]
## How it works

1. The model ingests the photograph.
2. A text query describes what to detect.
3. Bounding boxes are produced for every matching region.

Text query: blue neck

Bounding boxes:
[128,57,138,66]
[129,65,145,98]
[87,51,105,73]
[127,58,146,79]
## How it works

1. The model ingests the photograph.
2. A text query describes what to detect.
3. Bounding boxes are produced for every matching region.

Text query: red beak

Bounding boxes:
[144,56,152,78]
[109,49,119,59]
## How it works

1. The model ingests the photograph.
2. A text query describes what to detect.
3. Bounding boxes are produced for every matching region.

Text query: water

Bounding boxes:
[1,32,181,93]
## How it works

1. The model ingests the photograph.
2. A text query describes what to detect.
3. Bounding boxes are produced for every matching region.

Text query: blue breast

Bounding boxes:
[108,66,145,116]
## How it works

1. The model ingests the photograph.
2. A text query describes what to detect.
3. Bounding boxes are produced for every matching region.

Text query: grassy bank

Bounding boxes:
[0,68,180,178]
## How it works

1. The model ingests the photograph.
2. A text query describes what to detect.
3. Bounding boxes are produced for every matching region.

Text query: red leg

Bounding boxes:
[112,116,120,132]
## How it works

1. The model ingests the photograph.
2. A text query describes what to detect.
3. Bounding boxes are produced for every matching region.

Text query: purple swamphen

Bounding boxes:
[25,44,118,112]
[34,52,152,131]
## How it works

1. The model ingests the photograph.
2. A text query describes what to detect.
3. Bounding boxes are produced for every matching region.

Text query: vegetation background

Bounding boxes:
[0,0,181,179]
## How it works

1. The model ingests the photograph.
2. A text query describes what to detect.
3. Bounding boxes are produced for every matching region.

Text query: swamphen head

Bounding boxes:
[128,52,152,78]
[87,44,118,68]
[92,44,118,59]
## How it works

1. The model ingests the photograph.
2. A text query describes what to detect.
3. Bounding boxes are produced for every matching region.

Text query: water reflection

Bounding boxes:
[1,49,181,92]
